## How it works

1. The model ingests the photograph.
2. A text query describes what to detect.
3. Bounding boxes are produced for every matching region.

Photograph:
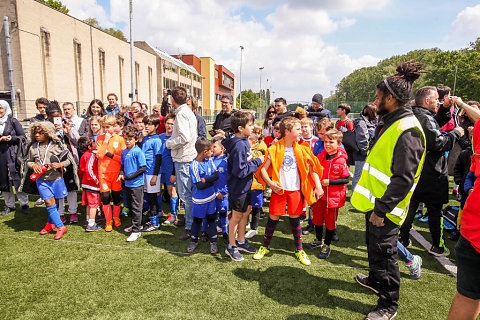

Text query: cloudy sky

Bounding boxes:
[63,0,480,103]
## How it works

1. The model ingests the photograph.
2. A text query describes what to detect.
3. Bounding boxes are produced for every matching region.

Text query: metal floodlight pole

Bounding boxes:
[453,65,458,96]
[4,16,16,113]
[259,66,264,111]
[239,46,244,109]
[129,0,136,102]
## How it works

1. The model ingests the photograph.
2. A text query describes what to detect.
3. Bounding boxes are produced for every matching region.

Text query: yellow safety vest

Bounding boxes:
[351,115,426,225]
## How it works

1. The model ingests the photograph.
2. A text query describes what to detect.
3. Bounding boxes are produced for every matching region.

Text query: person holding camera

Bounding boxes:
[161,89,174,116]
[210,94,236,137]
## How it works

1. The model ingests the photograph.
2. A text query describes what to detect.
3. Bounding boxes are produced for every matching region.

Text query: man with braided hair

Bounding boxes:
[351,61,426,320]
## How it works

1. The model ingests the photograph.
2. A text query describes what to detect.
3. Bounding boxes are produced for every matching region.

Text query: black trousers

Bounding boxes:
[365,212,400,312]
[400,200,443,247]
[126,186,144,233]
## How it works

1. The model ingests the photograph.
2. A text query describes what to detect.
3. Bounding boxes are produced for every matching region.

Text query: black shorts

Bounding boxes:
[229,193,251,213]
[456,235,480,299]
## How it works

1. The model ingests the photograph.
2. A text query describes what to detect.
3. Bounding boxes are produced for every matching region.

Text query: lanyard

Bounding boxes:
[37,142,52,165]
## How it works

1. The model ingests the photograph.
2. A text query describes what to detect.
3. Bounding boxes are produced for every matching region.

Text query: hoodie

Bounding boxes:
[222,135,262,200]
[317,148,349,208]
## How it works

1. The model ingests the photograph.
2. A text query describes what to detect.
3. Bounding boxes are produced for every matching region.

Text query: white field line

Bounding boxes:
[410,228,457,277]
[0,232,452,277]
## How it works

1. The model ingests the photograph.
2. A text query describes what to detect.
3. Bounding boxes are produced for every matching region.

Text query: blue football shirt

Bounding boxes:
[159,133,173,175]
[213,155,228,195]
[141,134,163,176]
[121,145,146,188]
[190,158,217,204]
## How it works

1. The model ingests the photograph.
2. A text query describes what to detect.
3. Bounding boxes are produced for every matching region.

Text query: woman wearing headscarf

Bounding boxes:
[0,100,30,215]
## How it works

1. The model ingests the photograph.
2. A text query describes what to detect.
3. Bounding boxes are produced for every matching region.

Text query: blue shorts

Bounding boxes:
[160,171,175,186]
[251,190,264,208]
[215,195,229,213]
[192,201,216,219]
[36,179,68,200]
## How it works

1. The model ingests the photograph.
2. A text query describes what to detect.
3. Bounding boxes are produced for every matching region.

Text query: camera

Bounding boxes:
[167,89,172,96]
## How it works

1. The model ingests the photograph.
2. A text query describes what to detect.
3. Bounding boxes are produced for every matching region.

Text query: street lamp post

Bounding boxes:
[266,78,269,109]
[239,46,244,109]
[129,0,136,102]
[259,68,262,111]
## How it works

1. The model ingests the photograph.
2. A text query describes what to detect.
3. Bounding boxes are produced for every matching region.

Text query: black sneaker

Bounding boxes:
[429,244,450,257]
[141,223,160,233]
[305,239,323,249]
[1,207,15,216]
[236,240,256,254]
[225,246,244,261]
[332,231,339,242]
[365,307,397,320]
[222,233,229,245]
[201,232,208,242]
[318,244,331,259]
[302,224,315,235]
[21,205,30,214]
[355,273,379,295]
[179,230,191,241]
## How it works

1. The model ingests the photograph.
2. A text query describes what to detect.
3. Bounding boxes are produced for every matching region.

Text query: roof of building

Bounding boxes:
[142,42,201,76]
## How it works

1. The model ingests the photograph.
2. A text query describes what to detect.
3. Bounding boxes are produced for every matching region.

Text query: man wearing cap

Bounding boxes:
[307,93,331,122]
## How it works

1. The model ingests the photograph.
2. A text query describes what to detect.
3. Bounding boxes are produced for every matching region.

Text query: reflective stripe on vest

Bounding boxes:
[350,115,425,225]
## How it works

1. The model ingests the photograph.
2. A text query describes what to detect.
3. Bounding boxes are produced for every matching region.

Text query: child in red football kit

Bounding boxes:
[96,115,126,232]
[308,128,350,259]
[254,116,324,266]
[78,136,102,232]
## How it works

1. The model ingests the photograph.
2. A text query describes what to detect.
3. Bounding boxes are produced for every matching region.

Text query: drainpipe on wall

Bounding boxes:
[3,16,16,117]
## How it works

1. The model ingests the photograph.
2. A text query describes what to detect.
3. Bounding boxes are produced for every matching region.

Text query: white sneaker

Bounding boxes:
[245,229,257,239]
[216,226,222,233]
[126,232,141,242]
[124,225,133,233]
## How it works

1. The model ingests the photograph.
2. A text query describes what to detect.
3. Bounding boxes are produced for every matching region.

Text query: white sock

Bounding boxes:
[88,219,95,227]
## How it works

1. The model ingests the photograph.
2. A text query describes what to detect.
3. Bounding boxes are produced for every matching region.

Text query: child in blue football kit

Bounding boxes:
[159,113,179,225]
[187,138,219,254]
[212,135,229,243]
[120,126,146,242]
[140,114,164,232]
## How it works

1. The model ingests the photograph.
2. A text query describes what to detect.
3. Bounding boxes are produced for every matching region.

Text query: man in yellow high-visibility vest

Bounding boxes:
[351,61,426,320]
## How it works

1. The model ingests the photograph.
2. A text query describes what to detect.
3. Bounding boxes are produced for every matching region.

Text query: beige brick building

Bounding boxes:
[0,0,161,119]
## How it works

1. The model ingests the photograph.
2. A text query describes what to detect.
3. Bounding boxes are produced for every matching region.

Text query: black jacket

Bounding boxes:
[306,106,331,122]
[212,110,236,136]
[454,148,472,198]
[352,115,376,162]
[411,106,460,204]
[371,106,425,218]
[272,110,294,127]
[0,116,25,191]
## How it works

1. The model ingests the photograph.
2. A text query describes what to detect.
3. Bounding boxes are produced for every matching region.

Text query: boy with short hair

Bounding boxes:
[119,126,146,242]
[299,117,319,151]
[140,114,164,232]
[254,116,324,265]
[212,135,229,242]
[114,115,125,135]
[335,103,354,131]
[160,114,179,225]
[133,112,147,145]
[308,129,350,259]
[96,115,126,232]
[313,118,335,156]
[187,138,219,254]
[222,112,264,261]
[78,136,102,232]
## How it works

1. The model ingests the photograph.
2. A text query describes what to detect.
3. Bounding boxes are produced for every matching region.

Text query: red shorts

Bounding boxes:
[99,176,122,192]
[82,191,100,207]
[269,190,303,216]
[312,199,338,230]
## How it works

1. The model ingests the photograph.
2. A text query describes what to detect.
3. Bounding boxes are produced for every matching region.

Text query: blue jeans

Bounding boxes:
[174,162,193,230]
[397,240,413,263]
[352,160,365,191]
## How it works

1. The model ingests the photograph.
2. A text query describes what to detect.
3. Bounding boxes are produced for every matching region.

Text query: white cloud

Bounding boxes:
[450,4,480,40]
[67,0,380,102]
[62,0,115,28]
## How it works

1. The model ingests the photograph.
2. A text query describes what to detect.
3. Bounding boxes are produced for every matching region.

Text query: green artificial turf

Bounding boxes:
[0,187,457,320]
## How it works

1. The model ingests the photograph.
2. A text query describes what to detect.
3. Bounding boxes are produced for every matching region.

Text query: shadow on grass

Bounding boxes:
[286,314,333,320]
[233,266,371,315]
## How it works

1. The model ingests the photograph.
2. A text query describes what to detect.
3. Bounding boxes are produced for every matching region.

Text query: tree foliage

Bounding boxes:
[332,38,480,104]
[83,18,127,42]
[237,90,265,110]
[38,0,69,14]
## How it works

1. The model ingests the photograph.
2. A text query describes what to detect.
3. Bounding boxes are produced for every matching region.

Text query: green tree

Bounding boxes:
[39,0,69,14]
[83,18,127,42]
[237,90,265,111]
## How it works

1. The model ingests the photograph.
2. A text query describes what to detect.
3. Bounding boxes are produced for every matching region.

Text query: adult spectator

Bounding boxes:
[210,94,236,137]
[437,86,458,132]
[447,100,480,320]
[161,88,173,116]
[0,100,30,215]
[152,104,166,135]
[399,86,464,256]
[351,61,426,320]
[306,93,331,124]
[187,96,206,139]
[351,103,377,191]
[62,102,85,134]
[30,97,49,123]
[271,97,293,127]
[262,105,276,137]
[106,93,120,115]
[165,86,197,240]
[78,99,106,136]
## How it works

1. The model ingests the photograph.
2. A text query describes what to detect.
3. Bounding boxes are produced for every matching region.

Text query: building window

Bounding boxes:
[135,62,140,97]
[215,70,218,79]
[148,66,153,107]
[73,39,82,102]
[40,28,51,96]
[118,56,124,104]
[222,73,233,88]
[99,49,106,101]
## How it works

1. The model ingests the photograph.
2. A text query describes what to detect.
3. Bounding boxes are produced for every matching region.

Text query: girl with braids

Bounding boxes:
[352,60,427,320]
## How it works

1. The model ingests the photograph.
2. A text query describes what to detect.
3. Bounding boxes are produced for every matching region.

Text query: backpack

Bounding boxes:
[337,120,358,166]
[10,118,30,172]
[442,205,459,231]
